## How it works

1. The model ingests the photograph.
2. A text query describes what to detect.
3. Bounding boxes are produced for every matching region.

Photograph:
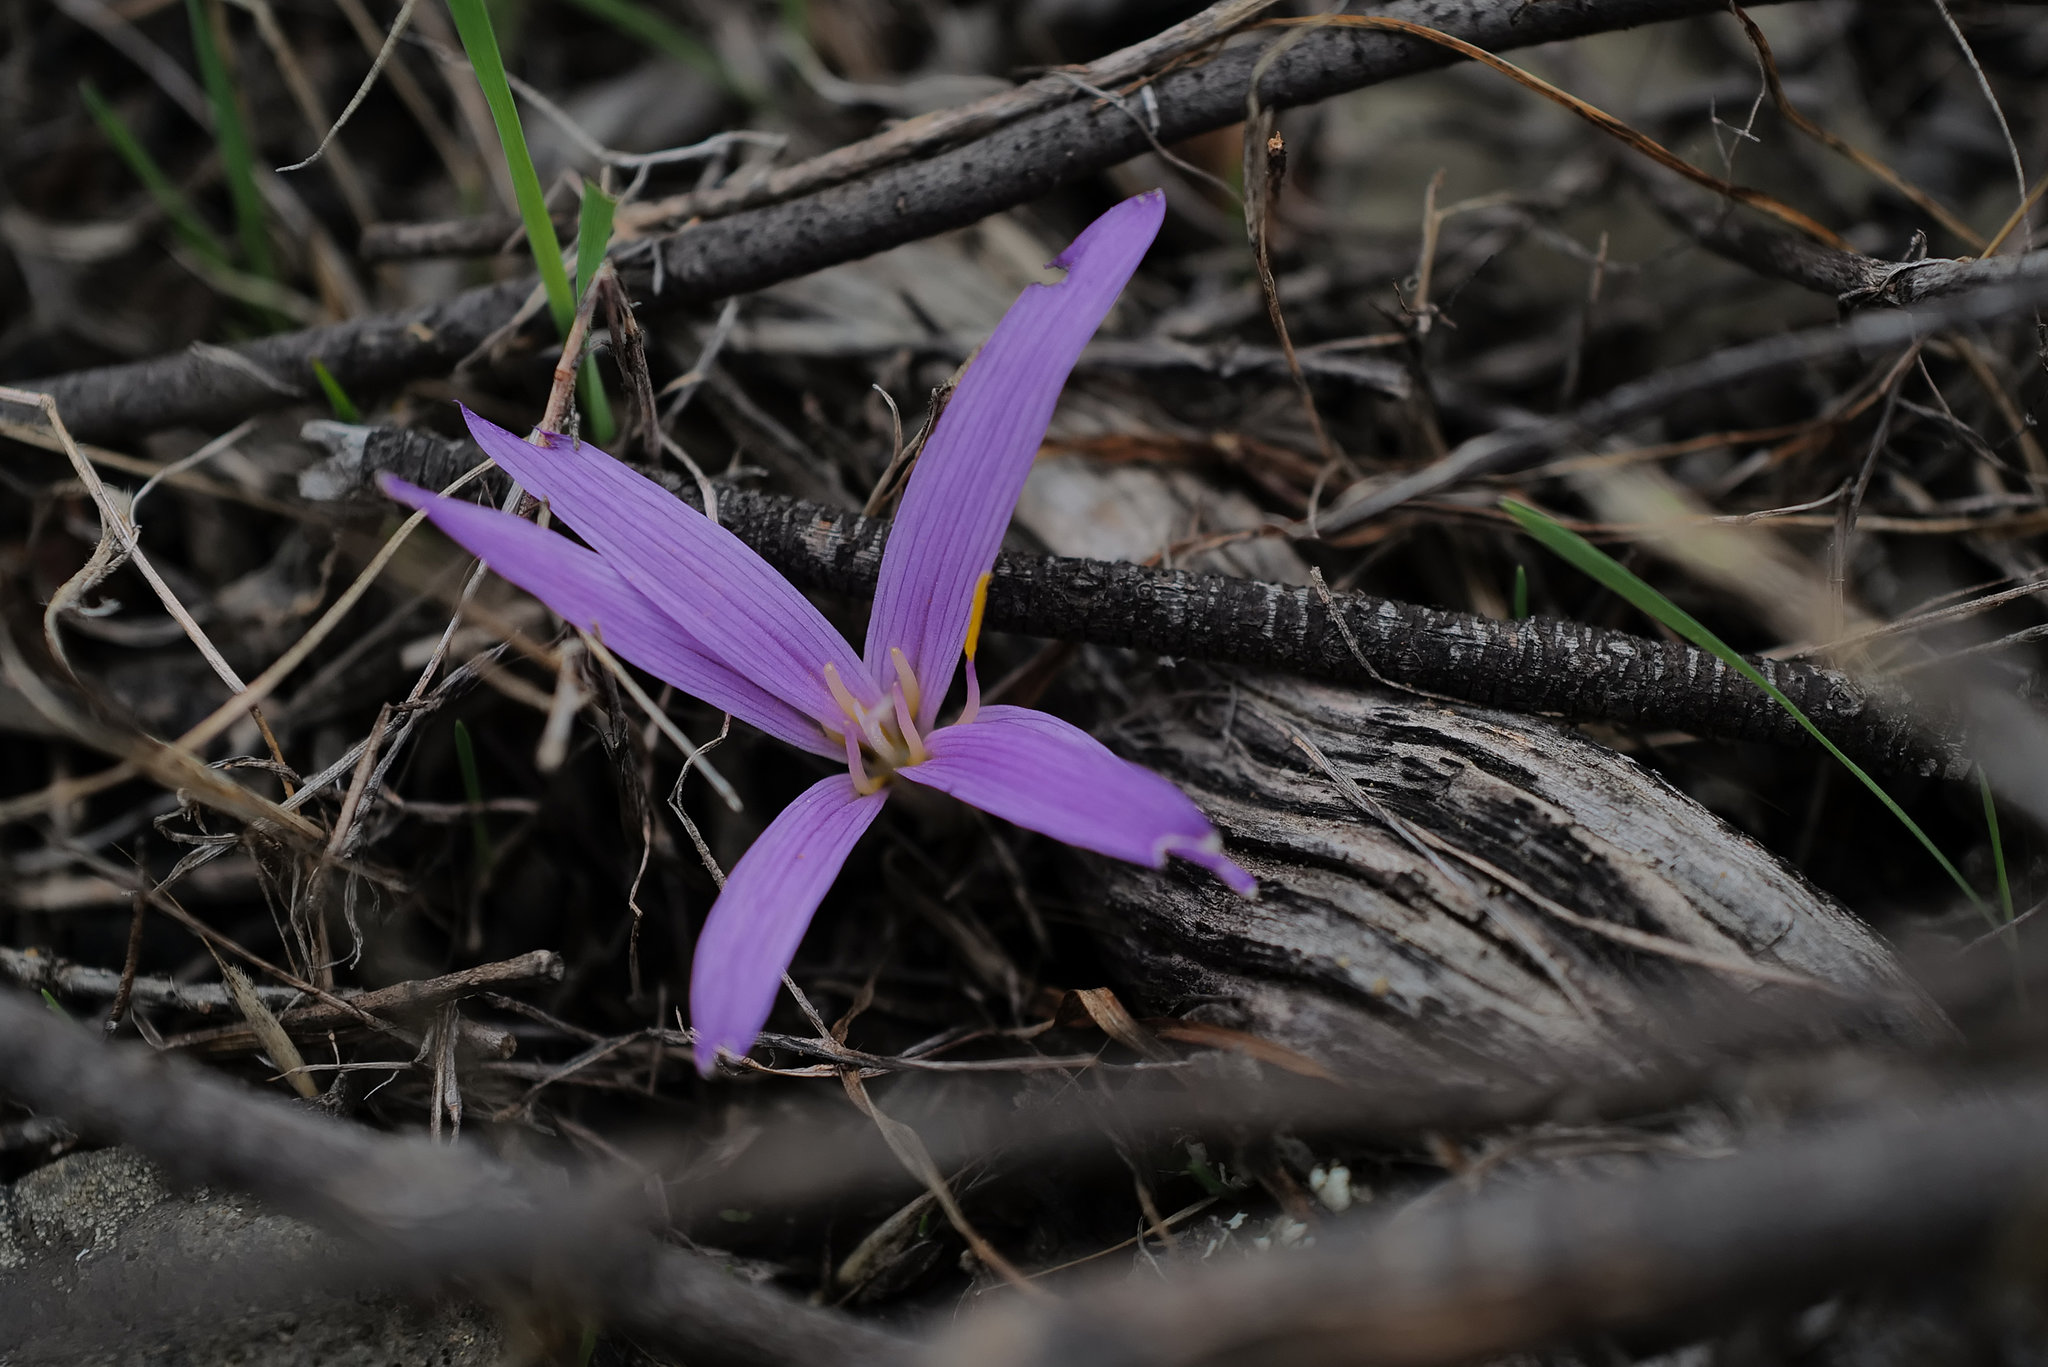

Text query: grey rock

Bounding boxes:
[0,1148,501,1367]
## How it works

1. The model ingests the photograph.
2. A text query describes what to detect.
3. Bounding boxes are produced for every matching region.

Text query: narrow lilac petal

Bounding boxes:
[459,407,878,724]
[903,705,1254,895]
[383,478,839,757]
[689,774,890,1072]
[866,191,1165,726]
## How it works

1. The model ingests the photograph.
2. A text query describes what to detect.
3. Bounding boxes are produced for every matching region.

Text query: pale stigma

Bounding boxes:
[822,662,886,750]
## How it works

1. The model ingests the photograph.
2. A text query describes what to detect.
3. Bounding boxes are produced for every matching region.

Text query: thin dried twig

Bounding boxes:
[1243,24,1353,487]
[17,387,292,775]
[1727,4,1982,249]
[278,0,418,178]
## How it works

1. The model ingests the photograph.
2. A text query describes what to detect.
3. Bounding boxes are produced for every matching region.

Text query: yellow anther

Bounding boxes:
[888,647,921,719]
[822,662,864,722]
[964,572,993,662]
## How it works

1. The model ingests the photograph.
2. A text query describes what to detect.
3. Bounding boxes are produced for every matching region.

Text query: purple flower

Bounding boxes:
[383,191,1254,1072]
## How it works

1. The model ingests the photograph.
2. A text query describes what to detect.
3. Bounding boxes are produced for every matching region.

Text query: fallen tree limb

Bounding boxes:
[3,0,1803,443]
[362,0,1284,260]
[0,989,901,1367]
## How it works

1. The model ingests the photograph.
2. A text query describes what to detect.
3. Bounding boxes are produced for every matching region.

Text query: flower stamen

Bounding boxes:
[892,683,928,765]
[959,657,981,727]
[956,571,991,727]
[964,571,992,664]
[842,728,881,795]
[888,646,922,721]
[822,661,864,718]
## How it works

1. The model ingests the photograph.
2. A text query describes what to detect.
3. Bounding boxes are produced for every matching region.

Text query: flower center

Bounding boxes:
[818,576,994,796]
[823,651,927,795]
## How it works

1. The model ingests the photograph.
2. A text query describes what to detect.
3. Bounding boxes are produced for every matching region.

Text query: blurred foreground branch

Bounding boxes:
[0,990,901,1367]
[931,1077,2048,1367]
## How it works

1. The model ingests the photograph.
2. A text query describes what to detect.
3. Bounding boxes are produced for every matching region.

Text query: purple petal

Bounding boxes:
[903,704,1254,895]
[689,774,890,1072]
[459,408,879,725]
[866,191,1165,726]
[383,477,838,757]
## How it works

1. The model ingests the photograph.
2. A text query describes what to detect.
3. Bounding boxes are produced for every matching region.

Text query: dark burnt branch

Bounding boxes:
[1,943,297,1017]
[0,946,560,1028]
[0,990,901,1367]
[743,494,1955,773]
[703,485,1957,777]
[1643,175,2048,303]
[365,0,1284,260]
[5,0,1801,443]
[930,1079,2048,1367]
[306,424,1950,773]
[301,421,1953,774]
[1,276,534,445]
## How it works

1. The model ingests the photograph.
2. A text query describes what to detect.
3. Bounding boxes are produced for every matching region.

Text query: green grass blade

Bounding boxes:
[559,0,733,91]
[310,358,360,422]
[1511,563,1529,620]
[574,181,616,302]
[80,80,230,269]
[1981,770,2015,925]
[1502,497,1984,913]
[573,182,618,442]
[578,363,616,443]
[183,0,272,280]
[452,720,493,872]
[444,0,575,337]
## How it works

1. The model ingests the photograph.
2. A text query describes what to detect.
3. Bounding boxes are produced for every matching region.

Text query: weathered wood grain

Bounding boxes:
[1092,675,1940,1085]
